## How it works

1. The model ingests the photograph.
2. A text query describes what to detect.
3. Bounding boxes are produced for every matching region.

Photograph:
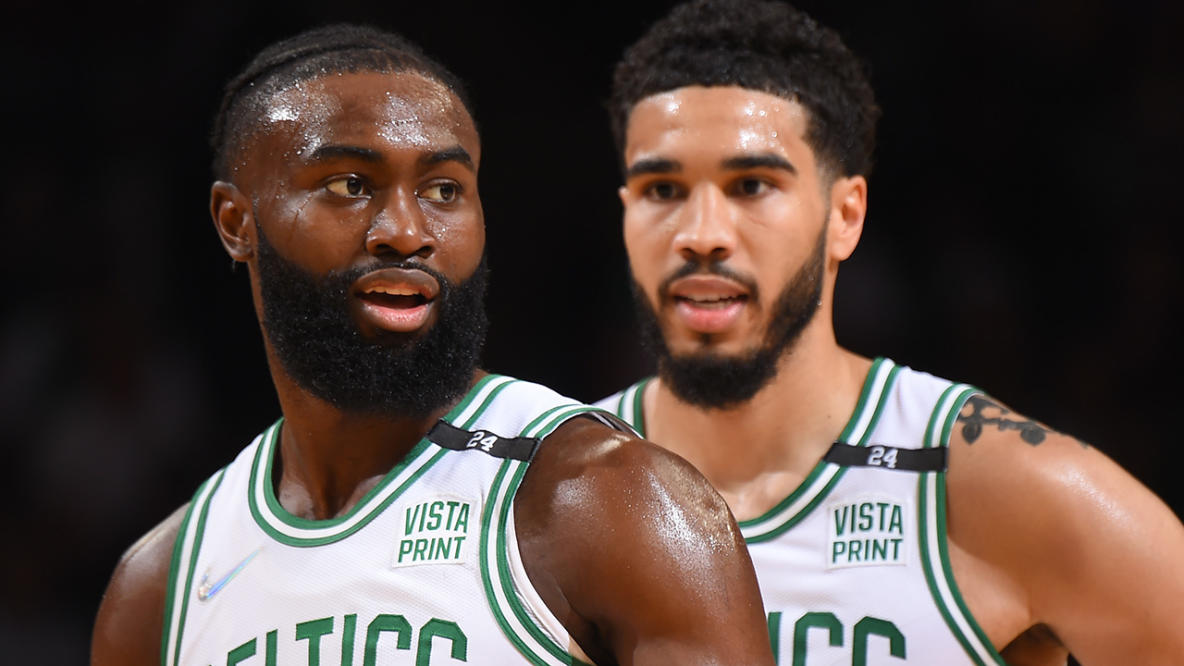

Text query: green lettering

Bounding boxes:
[858,503,873,531]
[428,501,443,530]
[227,638,255,666]
[889,504,903,534]
[398,540,414,562]
[445,500,460,528]
[849,539,863,561]
[891,538,903,559]
[341,614,357,666]
[792,612,842,666]
[364,614,412,666]
[414,539,429,560]
[853,616,905,666]
[454,502,470,532]
[834,506,850,536]
[405,505,421,536]
[831,540,846,564]
[871,538,888,560]
[767,612,782,662]
[417,618,468,665]
[296,617,334,666]
[265,630,277,666]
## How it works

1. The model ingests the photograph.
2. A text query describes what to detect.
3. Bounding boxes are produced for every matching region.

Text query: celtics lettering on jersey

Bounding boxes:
[769,611,906,666]
[827,495,909,568]
[393,496,473,567]
[216,612,468,665]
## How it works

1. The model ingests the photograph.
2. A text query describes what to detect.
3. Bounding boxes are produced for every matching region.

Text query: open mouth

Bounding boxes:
[352,268,441,333]
[358,288,430,309]
[674,294,748,310]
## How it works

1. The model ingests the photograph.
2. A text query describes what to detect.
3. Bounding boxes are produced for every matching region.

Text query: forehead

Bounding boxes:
[253,70,479,163]
[624,86,812,166]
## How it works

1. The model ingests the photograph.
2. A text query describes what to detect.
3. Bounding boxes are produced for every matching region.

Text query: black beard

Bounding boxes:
[255,227,488,418]
[632,226,826,410]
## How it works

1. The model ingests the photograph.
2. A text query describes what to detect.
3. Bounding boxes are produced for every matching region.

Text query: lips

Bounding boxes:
[352,268,440,333]
[667,275,749,334]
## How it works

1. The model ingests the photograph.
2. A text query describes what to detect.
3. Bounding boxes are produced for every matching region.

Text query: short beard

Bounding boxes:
[255,227,488,418]
[632,226,826,410]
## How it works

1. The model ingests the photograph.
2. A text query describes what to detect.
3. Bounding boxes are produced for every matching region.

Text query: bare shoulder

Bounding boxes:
[514,415,773,665]
[945,394,1184,663]
[92,504,188,666]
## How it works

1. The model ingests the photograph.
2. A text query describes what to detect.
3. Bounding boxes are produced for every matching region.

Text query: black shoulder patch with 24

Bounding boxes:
[428,421,541,462]
[824,442,948,472]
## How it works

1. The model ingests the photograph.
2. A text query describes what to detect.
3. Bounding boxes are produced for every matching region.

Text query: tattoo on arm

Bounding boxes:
[957,395,1057,446]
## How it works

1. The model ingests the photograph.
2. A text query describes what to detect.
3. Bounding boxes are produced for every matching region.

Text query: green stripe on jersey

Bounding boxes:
[163,468,225,666]
[740,358,900,542]
[917,384,1006,666]
[247,374,515,546]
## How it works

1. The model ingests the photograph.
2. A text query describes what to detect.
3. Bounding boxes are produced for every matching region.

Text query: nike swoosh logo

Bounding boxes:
[197,547,262,602]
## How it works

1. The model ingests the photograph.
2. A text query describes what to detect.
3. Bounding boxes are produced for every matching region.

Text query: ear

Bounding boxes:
[827,175,867,262]
[210,181,256,262]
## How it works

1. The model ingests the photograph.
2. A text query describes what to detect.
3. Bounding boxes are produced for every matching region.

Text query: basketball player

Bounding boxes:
[91,24,774,665]
[596,1,1184,663]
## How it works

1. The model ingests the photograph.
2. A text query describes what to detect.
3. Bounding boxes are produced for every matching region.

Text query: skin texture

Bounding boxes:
[620,85,1184,664]
[91,71,774,665]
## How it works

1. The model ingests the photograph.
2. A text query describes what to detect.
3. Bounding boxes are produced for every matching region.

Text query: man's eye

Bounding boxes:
[420,182,459,203]
[326,176,368,197]
[734,178,769,197]
[645,182,682,201]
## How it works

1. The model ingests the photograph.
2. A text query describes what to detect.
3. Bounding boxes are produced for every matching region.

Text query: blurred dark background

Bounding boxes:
[2,0,1181,661]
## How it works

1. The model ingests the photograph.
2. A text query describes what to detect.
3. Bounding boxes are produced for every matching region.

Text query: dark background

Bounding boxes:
[3,0,1181,661]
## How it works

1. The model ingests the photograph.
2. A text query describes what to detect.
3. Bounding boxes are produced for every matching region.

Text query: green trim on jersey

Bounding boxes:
[610,377,652,437]
[247,374,516,547]
[740,358,901,543]
[162,468,226,666]
[479,402,607,666]
[917,383,1007,666]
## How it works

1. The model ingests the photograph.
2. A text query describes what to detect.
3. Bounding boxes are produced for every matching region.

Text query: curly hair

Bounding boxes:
[609,0,879,177]
[210,23,474,180]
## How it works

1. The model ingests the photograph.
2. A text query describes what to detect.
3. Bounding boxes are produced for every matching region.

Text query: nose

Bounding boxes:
[364,190,434,260]
[673,183,737,263]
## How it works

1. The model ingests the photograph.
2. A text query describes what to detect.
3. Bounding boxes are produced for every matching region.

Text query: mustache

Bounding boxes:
[332,259,451,291]
[656,260,760,302]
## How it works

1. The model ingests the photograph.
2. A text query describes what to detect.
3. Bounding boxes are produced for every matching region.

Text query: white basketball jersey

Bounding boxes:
[164,375,607,666]
[597,358,1008,666]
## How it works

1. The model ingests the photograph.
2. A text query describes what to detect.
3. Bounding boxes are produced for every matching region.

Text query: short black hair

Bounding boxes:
[609,0,879,177]
[211,23,474,180]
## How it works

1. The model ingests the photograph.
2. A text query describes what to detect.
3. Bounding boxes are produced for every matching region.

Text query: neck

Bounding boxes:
[645,319,871,519]
[268,358,478,520]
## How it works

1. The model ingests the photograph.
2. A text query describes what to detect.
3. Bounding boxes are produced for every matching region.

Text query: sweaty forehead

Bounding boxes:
[253,70,479,163]
[625,86,811,165]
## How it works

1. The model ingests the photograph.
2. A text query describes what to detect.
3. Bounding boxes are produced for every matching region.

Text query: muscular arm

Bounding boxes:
[947,396,1184,664]
[92,504,186,666]
[515,417,774,665]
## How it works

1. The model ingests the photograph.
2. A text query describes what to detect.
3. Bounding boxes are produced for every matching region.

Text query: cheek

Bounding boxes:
[424,207,485,278]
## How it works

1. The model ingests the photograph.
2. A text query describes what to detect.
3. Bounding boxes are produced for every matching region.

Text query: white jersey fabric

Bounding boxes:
[596,358,1008,666]
[164,374,607,666]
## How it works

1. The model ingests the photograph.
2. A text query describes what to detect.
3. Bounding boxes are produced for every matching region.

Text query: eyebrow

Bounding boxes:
[421,145,475,172]
[308,144,383,163]
[721,153,797,174]
[304,143,475,173]
[624,157,681,180]
[625,153,797,180]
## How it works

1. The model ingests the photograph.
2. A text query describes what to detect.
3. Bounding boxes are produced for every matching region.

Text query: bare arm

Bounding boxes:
[515,417,775,665]
[947,396,1184,664]
[91,504,186,666]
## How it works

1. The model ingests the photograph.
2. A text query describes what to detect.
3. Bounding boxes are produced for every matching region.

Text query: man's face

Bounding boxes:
[226,70,487,415]
[619,86,835,405]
